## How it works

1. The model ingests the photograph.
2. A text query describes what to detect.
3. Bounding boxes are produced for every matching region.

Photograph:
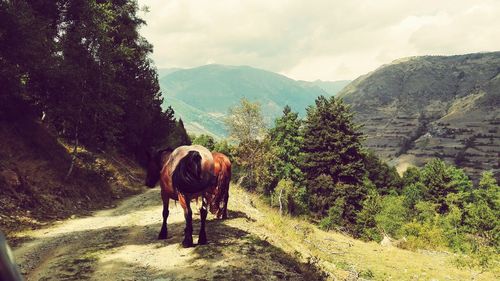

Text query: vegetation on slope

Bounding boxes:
[0,0,191,233]
[219,96,499,277]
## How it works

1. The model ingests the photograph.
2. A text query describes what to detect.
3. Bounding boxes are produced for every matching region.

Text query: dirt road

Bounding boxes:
[12,187,323,281]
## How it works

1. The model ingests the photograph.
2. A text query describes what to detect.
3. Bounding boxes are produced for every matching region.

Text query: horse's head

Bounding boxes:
[145,148,173,188]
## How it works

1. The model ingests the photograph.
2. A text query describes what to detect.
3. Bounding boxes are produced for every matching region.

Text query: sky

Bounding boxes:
[137,0,500,81]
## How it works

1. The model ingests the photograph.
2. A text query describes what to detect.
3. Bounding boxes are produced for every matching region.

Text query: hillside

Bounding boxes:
[12,185,497,281]
[159,65,348,138]
[338,52,500,180]
[0,114,144,235]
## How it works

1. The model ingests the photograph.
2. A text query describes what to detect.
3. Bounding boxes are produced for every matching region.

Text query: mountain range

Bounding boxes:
[158,53,499,180]
[338,52,500,180]
[158,65,349,138]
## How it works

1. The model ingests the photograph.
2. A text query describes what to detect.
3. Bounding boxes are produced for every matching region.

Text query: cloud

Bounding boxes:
[137,0,500,80]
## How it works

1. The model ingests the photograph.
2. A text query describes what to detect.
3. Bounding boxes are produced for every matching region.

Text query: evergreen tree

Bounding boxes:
[301,96,367,223]
[0,0,177,162]
[268,105,304,182]
[363,151,402,195]
[421,159,473,213]
[301,96,365,185]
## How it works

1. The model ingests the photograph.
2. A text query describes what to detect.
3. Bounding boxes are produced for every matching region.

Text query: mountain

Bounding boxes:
[338,52,500,180]
[298,79,351,96]
[156,67,182,79]
[159,64,349,138]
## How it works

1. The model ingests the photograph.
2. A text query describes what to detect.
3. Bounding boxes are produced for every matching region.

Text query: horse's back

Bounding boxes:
[166,145,214,175]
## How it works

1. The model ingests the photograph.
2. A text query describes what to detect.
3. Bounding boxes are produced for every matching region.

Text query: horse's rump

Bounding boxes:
[167,145,216,194]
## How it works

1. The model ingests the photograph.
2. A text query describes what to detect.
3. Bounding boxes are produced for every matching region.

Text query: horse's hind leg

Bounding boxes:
[221,188,229,220]
[198,195,208,245]
[179,193,194,248]
[158,195,169,240]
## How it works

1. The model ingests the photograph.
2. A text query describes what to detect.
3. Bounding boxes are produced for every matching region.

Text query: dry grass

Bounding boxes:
[229,185,499,281]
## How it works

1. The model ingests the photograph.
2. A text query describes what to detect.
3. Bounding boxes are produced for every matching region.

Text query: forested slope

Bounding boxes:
[0,1,190,233]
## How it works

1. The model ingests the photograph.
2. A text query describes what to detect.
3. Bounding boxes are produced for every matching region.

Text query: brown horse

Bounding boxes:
[207,152,232,219]
[145,145,231,247]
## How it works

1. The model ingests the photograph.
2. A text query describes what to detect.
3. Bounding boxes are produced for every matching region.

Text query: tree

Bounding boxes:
[375,196,407,238]
[420,159,473,213]
[363,151,402,195]
[301,96,365,185]
[300,96,367,226]
[225,98,265,144]
[0,0,177,164]
[268,105,304,183]
[356,183,382,240]
[192,134,216,151]
[225,98,266,189]
[213,139,235,158]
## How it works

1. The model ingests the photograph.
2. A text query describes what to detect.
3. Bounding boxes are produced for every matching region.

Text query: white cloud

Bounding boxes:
[137,0,500,80]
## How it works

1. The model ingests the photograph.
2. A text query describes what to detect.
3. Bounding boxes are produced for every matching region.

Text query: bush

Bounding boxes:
[375,196,407,238]
[271,179,308,216]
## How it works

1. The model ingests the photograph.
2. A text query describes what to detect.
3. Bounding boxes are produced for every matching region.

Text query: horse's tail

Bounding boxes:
[209,158,231,215]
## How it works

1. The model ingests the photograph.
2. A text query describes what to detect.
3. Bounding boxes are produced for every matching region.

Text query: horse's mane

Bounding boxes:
[172,150,214,194]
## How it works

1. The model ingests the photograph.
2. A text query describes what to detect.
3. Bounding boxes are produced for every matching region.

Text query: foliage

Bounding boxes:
[270,179,308,216]
[225,98,265,144]
[301,96,365,185]
[363,151,402,195]
[0,0,178,161]
[192,134,215,150]
[213,139,235,158]
[375,196,407,238]
[225,98,267,189]
[356,184,382,241]
[420,159,473,213]
[268,105,304,183]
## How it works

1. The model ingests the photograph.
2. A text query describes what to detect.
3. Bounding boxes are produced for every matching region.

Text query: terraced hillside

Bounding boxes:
[338,52,500,180]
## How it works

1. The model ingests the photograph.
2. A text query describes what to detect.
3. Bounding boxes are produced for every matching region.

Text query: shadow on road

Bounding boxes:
[14,205,326,281]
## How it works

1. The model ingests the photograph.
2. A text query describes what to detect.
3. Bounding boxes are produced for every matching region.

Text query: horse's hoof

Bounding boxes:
[182,241,194,248]
[198,238,208,245]
[158,231,168,240]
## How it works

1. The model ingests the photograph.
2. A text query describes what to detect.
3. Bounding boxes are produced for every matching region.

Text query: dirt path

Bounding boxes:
[13,188,323,281]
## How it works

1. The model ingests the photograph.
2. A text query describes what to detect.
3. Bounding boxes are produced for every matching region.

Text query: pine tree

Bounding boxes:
[268,105,304,182]
[301,96,367,220]
[301,96,365,185]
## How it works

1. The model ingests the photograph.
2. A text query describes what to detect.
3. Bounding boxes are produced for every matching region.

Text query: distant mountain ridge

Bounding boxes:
[338,52,500,180]
[159,64,349,138]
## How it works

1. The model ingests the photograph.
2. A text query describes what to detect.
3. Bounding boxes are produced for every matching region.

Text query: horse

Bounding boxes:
[145,145,231,247]
[207,152,232,219]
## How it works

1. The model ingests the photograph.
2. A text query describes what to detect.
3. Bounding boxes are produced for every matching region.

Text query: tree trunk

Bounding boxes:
[64,125,79,181]
[278,188,283,216]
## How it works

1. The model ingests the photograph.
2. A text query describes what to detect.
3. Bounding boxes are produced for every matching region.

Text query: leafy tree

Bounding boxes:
[192,134,216,150]
[420,159,473,213]
[271,179,308,216]
[225,98,265,143]
[356,183,382,240]
[375,196,407,237]
[225,98,266,189]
